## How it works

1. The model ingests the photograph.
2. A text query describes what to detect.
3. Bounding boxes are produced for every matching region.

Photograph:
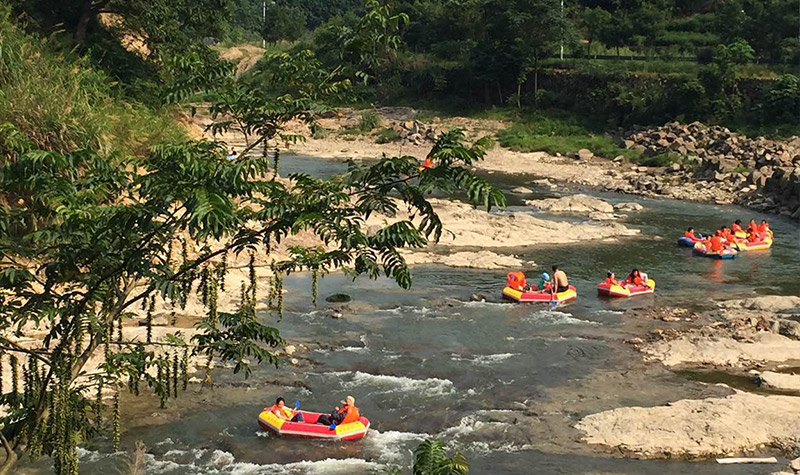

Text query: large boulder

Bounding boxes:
[527,194,614,214]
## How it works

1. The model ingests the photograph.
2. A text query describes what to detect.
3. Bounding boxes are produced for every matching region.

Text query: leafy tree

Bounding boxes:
[598,10,634,57]
[0,32,504,475]
[580,7,612,56]
[314,0,410,83]
[10,0,233,55]
[765,74,800,123]
[262,4,308,43]
[478,0,575,107]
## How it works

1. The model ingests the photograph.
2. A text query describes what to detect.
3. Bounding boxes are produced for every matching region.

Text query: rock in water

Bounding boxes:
[470,293,487,302]
[326,293,352,303]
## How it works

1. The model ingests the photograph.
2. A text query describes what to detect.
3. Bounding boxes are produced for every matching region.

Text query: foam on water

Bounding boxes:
[450,353,518,365]
[136,447,384,475]
[365,429,427,464]
[323,370,456,396]
[524,310,600,326]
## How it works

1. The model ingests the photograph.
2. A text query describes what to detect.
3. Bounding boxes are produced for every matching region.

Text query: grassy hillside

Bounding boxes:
[0,7,184,156]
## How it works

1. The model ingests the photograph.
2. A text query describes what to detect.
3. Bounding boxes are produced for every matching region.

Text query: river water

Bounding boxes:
[19,155,800,474]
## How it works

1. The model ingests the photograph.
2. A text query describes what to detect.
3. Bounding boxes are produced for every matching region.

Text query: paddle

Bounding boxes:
[294,400,301,410]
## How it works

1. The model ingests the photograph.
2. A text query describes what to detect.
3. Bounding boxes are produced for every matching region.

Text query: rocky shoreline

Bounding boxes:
[280,109,800,221]
[603,122,800,218]
[575,295,800,472]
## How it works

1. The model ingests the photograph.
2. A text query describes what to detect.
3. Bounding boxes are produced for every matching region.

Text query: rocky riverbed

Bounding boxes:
[575,295,800,472]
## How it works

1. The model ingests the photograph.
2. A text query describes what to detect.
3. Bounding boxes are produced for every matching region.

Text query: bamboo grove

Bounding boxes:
[0,41,505,474]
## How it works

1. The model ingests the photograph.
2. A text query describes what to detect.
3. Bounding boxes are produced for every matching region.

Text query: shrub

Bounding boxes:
[374,127,399,143]
[358,110,381,131]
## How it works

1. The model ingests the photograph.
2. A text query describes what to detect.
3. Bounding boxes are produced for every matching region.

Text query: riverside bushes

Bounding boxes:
[0,7,184,156]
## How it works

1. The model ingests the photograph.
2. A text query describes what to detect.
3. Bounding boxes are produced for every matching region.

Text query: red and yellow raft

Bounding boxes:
[597,279,656,298]
[502,285,577,303]
[258,410,370,441]
[733,237,773,252]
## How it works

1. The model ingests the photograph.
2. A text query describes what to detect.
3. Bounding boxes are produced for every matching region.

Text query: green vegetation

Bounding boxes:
[0,9,183,155]
[386,439,469,475]
[497,113,640,160]
[375,126,400,143]
[224,0,800,136]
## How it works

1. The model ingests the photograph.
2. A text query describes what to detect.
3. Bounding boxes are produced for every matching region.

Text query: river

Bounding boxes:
[19,154,800,474]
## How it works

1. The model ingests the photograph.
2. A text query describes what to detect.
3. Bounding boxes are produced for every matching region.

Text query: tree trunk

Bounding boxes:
[516,81,522,109]
[0,436,19,475]
[534,67,539,109]
[497,82,503,106]
[74,0,95,47]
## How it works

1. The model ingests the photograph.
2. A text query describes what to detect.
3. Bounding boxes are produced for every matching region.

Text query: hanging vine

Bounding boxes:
[112,386,121,452]
[95,378,104,427]
[146,295,155,344]
[181,349,189,392]
[311,269,319,308]
[11,354,18,395]
[172,353,179,399]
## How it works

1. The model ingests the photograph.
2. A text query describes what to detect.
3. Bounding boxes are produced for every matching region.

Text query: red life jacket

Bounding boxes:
[684,231,695,239]
[732,223,742,232]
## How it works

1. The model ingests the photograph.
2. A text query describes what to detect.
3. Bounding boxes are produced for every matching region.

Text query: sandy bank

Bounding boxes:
[576,391,800,458]
[400,250,529,270]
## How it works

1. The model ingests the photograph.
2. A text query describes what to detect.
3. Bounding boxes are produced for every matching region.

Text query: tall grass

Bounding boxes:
[0,7,184,156]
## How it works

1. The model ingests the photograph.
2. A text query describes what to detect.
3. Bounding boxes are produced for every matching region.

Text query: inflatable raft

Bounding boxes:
[502,285,577,303]
[258,410,370,441]
[597,279,656,298]
[734,237,773,252]
[677,236,702,247]
[692,242,738,259]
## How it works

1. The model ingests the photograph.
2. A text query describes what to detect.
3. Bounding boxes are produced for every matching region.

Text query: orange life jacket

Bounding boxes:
[757,223,769,233]
[684,231,695,239]
[605,277,618,285]
[270,405,293,419]
[710,236,724,251]
[732,223,742,232]
[627,275,642,286]
[507,272,526,291]
[338,405,360,424]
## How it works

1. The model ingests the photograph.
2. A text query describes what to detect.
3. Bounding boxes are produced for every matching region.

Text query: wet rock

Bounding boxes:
[325,293,352,303]
[614,202,644,212]
[329,311,343,319]
[511,186,533,194]
[779,320,800,340]
[470,293,487,302]
[527,194,614,214]
[284,345,297,356]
